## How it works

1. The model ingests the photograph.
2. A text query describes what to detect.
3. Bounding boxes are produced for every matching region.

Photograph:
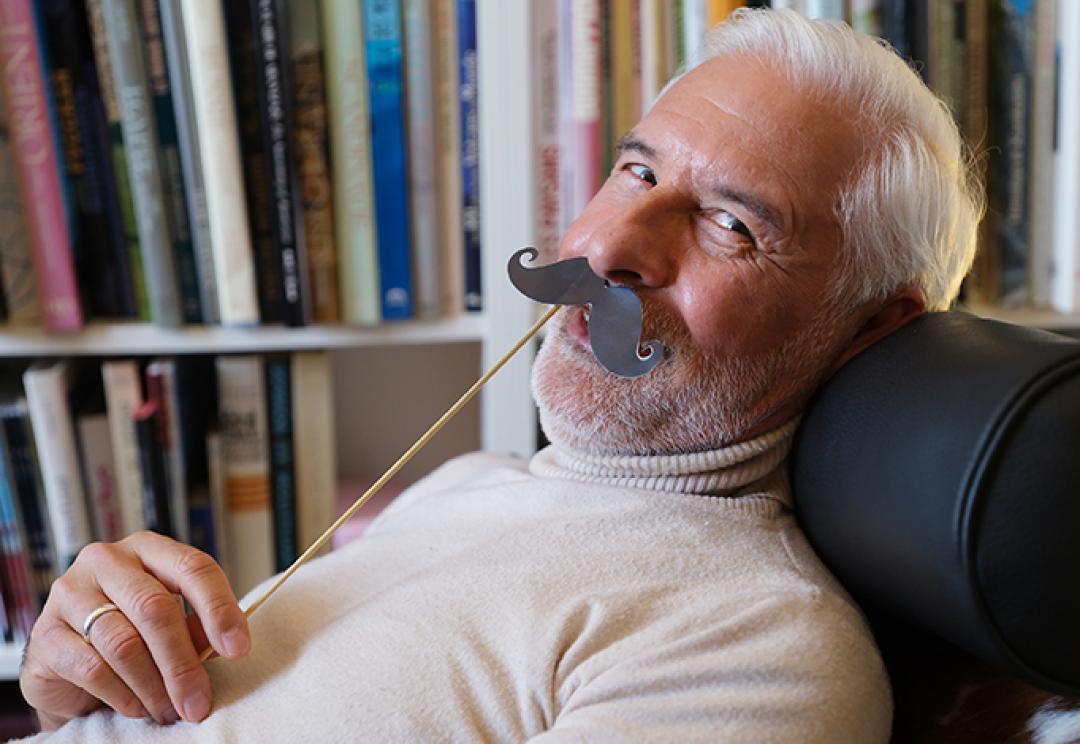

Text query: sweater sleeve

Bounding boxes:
[526,593,893,744]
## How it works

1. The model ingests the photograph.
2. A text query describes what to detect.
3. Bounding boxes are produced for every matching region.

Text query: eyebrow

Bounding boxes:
[614,133,657,160]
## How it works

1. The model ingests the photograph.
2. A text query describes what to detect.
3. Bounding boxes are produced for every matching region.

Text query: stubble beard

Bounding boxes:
[531,302,850,456]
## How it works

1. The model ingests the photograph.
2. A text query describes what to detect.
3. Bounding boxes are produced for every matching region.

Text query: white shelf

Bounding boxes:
[964,305,1080,331]
[0,641,21,681]
[0,314,487,356]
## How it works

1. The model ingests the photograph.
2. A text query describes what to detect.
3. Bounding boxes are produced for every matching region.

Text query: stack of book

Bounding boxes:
[534,0,1080,313]
[0,0,482,333]
[0,350,336,641]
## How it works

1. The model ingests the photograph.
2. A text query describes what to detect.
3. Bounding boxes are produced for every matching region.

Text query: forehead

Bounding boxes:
[643,55,865,205]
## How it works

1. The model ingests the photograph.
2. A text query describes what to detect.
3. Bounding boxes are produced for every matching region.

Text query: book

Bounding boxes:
[249,0,310,327]
[0,1,84,331]
[682,0,707,63]
[706,0,742,24]
[432,0,464,316]
[101,360,145,536]
[363,0,415,320]
[158,0,219,324]
[570,0,603,218]
[100,0,183,326]
[76,414,123,543]
[264,355,296,571]
[23,362,92,569]
[1027,0,1056,308]
[215,356,273,597]
[458,0,482,312]
[133,400,172,536]
[291,352,335,556]
[404,0,442,319]
[533,0,562,264]
[145,360,187,543]
[204,429,229,576]
[0,431,37,640]
[0,80,41,325]
[609,0,641,145]
[174,356,216,556]
[288,0,340,324]
[323,0,380,324]
[1051,0,1080,313]
[180,0,259,325]
[85,0,150,321]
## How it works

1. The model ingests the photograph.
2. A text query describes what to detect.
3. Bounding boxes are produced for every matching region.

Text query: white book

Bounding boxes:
[23,363,92,568]
[181,0,259,325]
[682,0,708,66]
[804,0,845,20]
[291,352,337,555]
[1028,0,1056,308]
[77,414,123,543]
[216,356,273,598]
[102,360,146,536]
[404,0,442,319]
[146,360,188,544]
[1052,0,1080,313]
[205,430,230,584]
[433,0,464,315]
[639,0,661,108]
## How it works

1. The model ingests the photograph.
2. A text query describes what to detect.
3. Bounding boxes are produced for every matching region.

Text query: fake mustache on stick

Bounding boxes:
[508,248,663,378]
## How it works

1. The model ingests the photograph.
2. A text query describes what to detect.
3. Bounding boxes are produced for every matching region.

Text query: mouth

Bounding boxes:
[568,306,591,347]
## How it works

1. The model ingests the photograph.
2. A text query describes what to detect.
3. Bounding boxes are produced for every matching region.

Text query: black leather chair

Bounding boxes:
[792,312,1080,743]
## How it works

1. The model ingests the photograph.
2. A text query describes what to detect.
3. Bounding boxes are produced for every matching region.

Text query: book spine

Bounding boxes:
[0,3,83,331]
[204,429,228,574]
[1051,0,1080,312]
[174,356,215,556]
[0,83,42,325]
[0,436,38,639]
[879,0,910,60]
[85,0,150,320]
[133,400,172,536]
[571,0,603,217]
[609,0,640,145]
[323,0,380,324]
[181,0,259,325]
[23,364,92,569]
[145,360,187,543]
[264,355,296,571]
[215,355,273,597]
[77,414,123,542]
[291,351,335,555]
[137,0,201,324]
[251,0,310,327]
[288,0,340,324]
[101,0,182,326]
[433,0,463,316]
[458,0,481,312]
[1027,0,1055,308]
[363,0,414,320]
[403,0,441,319]
[0,405,54,606]
[533,0,561,264]
[101,360,146,536]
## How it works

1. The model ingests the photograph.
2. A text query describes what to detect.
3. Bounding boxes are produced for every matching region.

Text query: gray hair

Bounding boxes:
[661,8,984,312]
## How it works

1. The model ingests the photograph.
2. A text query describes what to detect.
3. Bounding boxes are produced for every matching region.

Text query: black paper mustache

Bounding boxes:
[508,248,663,378]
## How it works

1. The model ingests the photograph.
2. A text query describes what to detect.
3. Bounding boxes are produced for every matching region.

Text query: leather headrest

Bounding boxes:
[792,311,1080,696]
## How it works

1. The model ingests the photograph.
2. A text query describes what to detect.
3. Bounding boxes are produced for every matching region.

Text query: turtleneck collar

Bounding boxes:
[528,418,800,506]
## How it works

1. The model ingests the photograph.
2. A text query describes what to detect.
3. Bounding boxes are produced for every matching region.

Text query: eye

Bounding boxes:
[626,162,657,186]
[716,210,755,241]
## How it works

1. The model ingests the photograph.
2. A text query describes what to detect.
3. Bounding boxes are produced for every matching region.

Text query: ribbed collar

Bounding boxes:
[529,418,799,507]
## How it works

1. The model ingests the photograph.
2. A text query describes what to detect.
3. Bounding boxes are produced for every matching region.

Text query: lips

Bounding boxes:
[567,305,590,347]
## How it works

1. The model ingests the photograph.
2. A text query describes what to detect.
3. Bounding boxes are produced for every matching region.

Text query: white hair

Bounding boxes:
[661,8,985,312]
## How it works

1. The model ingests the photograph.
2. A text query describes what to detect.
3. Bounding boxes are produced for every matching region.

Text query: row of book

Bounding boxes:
[0,352,336,644]
[532,0,1080,312]
[0,0,481,332]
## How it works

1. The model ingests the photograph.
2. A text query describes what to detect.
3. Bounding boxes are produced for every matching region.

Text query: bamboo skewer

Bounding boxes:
[200,305,559,662]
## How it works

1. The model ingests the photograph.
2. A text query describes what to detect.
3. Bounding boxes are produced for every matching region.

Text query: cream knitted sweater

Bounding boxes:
[28,422,892,742]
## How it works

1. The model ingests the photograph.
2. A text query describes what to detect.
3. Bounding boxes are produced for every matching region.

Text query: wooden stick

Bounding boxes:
[201,305,558,662]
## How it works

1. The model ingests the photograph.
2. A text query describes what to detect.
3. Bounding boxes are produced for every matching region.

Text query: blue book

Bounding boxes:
[363,0,414,320]
[458,0,481,311]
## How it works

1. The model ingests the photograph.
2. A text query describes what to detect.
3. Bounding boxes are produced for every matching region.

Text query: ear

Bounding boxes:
[828,285,927,375]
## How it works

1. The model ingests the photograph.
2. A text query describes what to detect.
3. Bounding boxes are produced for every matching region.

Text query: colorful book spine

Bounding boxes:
[363,0,414,319]
[288,0,340,324]
[0,82,41,325]
[533,0,561,263]
[291,352,335,555]
[101,360,145,536]
[100,0,182,326]
[85,0,150,320]
[181,0,259,325]
[23,363,92,569]
[135,0,201,323]
[458,0,481,312]
[0,2,83,331]
[0,435,37,640]
[404,0,441,319]
[610,0,641,145]
[570,0,603,217]
[216,355,273,597]
[433,0,463,315]
[324,0,379,324]
[77,414,123,542]
[133,400,172,536]
[264,355,296,571]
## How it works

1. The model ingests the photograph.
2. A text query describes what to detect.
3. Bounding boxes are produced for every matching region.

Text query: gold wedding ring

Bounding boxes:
[81,602,121,640]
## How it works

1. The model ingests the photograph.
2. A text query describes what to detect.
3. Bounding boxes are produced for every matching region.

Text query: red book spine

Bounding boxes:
[0,2,83,331]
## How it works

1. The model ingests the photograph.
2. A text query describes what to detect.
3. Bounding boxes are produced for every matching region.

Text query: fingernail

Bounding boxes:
[182,689,210,722]
[221,626,250,658]
[161,705,180,725]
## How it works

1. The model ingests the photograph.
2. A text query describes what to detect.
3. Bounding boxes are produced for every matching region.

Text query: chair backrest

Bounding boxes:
[791,311,1080,697]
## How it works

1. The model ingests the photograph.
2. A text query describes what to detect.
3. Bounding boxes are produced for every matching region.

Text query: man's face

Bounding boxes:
[532,54,874,455]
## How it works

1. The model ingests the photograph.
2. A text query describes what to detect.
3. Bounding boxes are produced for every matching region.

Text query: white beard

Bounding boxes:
[531,302,850,456]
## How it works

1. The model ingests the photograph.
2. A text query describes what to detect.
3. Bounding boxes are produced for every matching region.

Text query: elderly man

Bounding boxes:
[18,8,980,742]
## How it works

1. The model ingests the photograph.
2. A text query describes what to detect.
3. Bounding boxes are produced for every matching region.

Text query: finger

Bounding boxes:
[24,617,148,722]
[125,531,249,660]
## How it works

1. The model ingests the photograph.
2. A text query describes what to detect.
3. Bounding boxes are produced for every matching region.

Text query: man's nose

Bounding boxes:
[562,199,676,288]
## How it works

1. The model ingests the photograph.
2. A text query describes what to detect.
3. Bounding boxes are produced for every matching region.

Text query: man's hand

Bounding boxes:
[19,531,251,730]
